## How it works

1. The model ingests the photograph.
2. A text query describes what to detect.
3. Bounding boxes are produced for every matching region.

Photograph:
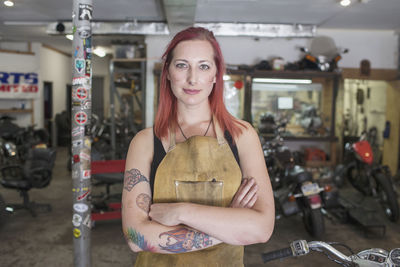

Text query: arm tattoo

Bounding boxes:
[136,193,151,213]
[158,227,213,253]
[124,168,149,192]
[124,227,156,252]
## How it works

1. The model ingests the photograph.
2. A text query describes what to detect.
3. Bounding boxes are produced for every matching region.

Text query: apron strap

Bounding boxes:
[168,126,176,152]
[167,115,227,152]
[213,115,227,146]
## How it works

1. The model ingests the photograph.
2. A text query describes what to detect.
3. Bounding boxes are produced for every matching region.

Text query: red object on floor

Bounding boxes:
[91,160,125,222]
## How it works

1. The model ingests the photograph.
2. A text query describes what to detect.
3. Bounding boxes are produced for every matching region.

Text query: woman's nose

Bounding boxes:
[187,67,197,85]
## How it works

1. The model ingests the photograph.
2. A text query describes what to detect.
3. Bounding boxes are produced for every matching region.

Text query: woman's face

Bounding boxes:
[167,40,217,107]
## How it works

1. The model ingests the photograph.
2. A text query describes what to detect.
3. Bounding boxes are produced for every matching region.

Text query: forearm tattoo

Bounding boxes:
[124,168,149,191]
[159,228,213,253]
[136,193,151,213]
[124,227,155,252]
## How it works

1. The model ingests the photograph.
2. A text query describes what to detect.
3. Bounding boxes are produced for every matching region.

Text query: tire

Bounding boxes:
[0,194,8,228]
[375,173,399,222]
[333,164,346,188]
[303,206,325,238]
[347,164,369,195]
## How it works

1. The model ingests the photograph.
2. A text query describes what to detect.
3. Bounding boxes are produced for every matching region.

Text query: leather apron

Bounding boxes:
[135,118,244,267]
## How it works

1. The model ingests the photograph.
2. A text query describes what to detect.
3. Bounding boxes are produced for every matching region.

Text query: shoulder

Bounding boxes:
[234,119,258,140]
[129,127,154,152]
[233,120,260,149]
[126,127,154,168]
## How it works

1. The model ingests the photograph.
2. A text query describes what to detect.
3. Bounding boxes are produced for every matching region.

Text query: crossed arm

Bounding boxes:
[121,124,275,254]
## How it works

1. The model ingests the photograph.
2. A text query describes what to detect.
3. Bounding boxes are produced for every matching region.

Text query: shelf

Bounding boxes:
[251,70,342,79]
[261,134,338,142]
[0,108,33,113]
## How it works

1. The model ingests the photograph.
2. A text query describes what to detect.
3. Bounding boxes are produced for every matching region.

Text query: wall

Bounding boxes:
[40,46,72,124]
[383,81,400,174]
[0,43,42,127]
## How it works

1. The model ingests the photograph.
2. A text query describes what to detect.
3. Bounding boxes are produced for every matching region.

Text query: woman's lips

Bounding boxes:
[183,89,201,95]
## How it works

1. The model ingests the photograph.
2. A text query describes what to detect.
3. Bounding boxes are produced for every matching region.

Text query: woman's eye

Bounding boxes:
[200,64,210,70]
[176,63,187,69]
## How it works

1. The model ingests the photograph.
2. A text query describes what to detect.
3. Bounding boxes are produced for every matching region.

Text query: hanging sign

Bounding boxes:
[0,71,39,99]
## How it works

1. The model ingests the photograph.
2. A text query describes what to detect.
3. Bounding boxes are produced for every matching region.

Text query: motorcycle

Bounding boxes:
[0,115,49,165]
[335,131,399,222]
[0,136,19,166]
[298,36,348,72]
[262,239,400,266]
[262,122,327,238]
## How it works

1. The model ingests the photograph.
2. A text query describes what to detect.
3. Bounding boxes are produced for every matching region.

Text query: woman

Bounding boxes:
[122,27,274,267]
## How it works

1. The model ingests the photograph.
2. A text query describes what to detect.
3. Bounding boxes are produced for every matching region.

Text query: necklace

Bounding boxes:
[177,118,213,140]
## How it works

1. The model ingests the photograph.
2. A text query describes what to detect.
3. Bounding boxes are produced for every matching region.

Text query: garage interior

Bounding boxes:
[1,0,400,266]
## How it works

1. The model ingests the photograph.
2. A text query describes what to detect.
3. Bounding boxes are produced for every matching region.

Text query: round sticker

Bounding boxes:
[73,228,81,238]
[76,87,88,100]
[73,203,88,213]
[75,111,88,125]
[72,214,82,227]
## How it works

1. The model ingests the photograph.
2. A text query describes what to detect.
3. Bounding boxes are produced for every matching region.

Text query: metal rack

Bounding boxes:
[109,58,146,159]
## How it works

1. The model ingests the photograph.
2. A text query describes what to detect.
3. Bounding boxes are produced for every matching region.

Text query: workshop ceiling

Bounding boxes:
[0,0,399,53]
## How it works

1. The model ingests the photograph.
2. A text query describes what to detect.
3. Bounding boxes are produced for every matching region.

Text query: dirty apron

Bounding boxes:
[135,119,244,267]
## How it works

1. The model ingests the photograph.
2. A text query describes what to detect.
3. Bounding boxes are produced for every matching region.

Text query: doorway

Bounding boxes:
[43,81,53,146]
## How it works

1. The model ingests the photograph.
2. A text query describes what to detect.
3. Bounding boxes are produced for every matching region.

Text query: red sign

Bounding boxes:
[75,111,88,125]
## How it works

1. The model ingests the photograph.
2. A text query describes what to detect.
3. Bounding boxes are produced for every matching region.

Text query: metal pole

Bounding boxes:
[71,0,93,266]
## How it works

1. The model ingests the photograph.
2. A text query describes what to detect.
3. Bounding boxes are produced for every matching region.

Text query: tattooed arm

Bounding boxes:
[121,128,222,254]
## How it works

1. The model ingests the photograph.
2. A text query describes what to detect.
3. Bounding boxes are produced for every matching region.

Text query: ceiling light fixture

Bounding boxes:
[66,34,73,40]
[340,0,351,7]
[252,78,313,84]
[93,47,106,58]
[4,0,14,7]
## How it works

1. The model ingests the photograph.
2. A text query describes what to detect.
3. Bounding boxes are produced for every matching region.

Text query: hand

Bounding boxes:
[230,177,258,208]
[149,203,181,227]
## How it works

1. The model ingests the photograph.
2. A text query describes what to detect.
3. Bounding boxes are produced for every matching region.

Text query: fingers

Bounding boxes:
[242,182,258,208]
[230,177,259,208]
[245,191,258,208]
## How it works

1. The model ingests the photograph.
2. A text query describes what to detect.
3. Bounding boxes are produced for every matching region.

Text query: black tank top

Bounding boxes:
[149,131,240,195]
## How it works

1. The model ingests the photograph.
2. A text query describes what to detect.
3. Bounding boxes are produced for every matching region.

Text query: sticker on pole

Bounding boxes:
[72,214,82,227]
[75,87,88,100]
[73,203,88,213]
[79,4,93,21]
[75,111,88,125]
[75,58,85,73]
[73,228,81,238]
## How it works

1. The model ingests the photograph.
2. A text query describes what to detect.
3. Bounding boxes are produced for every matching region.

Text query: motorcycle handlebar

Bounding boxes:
[261,247,293,263]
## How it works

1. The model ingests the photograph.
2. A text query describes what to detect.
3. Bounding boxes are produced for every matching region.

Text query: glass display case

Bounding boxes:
[241,70,341,167]
[223,72,246,119]
[251,77,328,137]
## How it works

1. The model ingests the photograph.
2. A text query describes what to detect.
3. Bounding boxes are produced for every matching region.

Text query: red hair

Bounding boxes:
[154,27,245,140]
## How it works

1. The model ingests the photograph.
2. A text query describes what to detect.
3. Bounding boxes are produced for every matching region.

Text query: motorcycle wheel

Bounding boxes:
[347,165,369,195]
[375,173,399,222]
[0,194,8,228]
[303,207,325,238]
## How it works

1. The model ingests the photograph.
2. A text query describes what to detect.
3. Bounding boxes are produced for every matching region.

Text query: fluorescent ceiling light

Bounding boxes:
[340,0,351,7]
[4,0,14,7]
[93,47,106,57]
[223,75,231,81]
[66,34,73,40]
[252,78,312,84]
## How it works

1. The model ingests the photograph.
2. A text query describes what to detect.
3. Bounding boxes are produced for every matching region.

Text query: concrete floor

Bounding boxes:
[0,146,399,267]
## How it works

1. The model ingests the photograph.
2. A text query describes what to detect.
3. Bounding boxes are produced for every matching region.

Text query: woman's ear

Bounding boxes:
[212,75,216,83]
